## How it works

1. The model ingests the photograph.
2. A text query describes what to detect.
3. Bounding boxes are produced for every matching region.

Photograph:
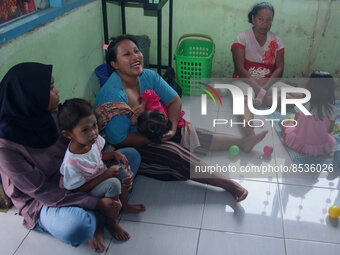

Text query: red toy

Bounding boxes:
[264,145,273,156]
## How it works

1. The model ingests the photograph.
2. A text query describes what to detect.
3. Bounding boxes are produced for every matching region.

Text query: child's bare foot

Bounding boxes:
[240,130,268,152]
[223,179,248,202]
[88,226,105,253]
[121,204,146,214]
[105,218,130,241]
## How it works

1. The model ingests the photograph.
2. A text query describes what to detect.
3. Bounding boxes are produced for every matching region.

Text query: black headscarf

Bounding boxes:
[0,62,58,148]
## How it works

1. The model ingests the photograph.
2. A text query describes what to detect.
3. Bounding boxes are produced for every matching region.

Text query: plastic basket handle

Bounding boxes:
[175,33,214,51]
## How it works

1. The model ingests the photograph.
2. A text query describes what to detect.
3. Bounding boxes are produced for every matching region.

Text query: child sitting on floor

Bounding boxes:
[58,98,146,243]
[280,71,337,156]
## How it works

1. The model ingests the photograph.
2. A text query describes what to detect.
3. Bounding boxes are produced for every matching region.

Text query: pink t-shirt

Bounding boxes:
[231,28,284,83]
[140,90,188,128]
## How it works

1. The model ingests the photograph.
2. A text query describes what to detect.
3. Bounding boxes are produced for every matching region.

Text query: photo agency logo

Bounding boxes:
[199,81,223,113]
[200,82,312,128]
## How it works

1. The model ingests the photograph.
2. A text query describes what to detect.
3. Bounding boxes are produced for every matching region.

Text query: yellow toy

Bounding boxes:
[328,206,340,219]
[288,114,295,120]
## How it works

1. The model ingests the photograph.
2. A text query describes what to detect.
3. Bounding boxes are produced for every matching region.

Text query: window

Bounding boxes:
[0,0,93,45]
[0,0,49,26]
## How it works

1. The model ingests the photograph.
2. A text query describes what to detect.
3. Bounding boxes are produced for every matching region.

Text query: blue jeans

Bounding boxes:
[36,147,141,247]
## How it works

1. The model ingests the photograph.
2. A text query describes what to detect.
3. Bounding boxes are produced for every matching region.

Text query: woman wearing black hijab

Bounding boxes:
[0,63,141,252]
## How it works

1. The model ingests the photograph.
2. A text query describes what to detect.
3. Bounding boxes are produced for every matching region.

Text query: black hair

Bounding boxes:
[105,35,140,75]
[137,110,172,144]
[57,98,95,132]
[306,71,335,120]
[248,2,275,24]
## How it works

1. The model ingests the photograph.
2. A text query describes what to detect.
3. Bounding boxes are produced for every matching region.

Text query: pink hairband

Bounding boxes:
[103,40,112,51]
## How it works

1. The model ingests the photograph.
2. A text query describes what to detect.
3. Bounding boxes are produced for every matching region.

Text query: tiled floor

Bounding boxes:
[1,94,340,255]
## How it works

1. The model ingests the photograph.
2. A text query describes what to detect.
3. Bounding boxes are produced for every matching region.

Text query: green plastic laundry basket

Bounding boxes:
[174,34,215,95]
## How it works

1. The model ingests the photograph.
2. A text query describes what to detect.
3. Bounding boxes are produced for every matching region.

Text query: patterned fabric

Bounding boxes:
[0,0,36,25]
[95,101,133,132]
[0,181,12,210]
[137,141,202,181]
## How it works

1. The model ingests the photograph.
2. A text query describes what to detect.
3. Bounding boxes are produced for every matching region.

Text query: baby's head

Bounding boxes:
[307,71,335,106]
[137,110,172,143]
[58,98,98,146]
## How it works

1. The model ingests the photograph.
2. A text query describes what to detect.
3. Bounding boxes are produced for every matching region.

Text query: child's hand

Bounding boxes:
[112,151,129,168]
[121,166,134,190]
[162,129,176,142]
[106,165,120,177]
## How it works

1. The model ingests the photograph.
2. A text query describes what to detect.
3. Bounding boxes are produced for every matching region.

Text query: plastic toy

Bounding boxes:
[328,205,340,219]
[263,145,273,156]
[288,114,295,120]
[229,145,240,156]
[334,125,340,133]
[254,88,266,106]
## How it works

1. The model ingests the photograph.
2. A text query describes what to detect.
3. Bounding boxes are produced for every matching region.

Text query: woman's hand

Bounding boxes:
[111,151,129,168]
[105,165,120,178]
[96,197,122,218]
[130,99,147,125]
[121,166,134,190]
[162,129,176,142]
[261,82,271,91]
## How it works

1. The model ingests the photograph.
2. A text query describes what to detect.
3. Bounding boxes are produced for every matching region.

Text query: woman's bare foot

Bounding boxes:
[88,224,105,253]
[240,130,268,152]
[121,204,146,214]
[223,179,248,202]
[244,124,255,136]
[105,218,130,241]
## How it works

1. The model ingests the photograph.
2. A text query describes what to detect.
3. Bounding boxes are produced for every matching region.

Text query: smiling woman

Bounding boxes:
[94,35,275,203]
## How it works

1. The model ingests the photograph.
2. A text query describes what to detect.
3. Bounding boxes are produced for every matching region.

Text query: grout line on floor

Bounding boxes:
[12,230,31,255]
[276,181,288,255]
[284,237,340,246]
[277,182,340,191]
[120,219,202,231]
[197,227,285,240]
[195,184,208,255]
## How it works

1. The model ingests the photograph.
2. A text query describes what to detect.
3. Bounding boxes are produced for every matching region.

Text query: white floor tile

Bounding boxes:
[122,176,206,228]
[107,221,199,255]
[202,180,283,237]
[286,239,340,255]
[15,230,112,255]
[0,208,30,255]
[15,228,112,255]
[280,184,340,243]
[197,230,285,255]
